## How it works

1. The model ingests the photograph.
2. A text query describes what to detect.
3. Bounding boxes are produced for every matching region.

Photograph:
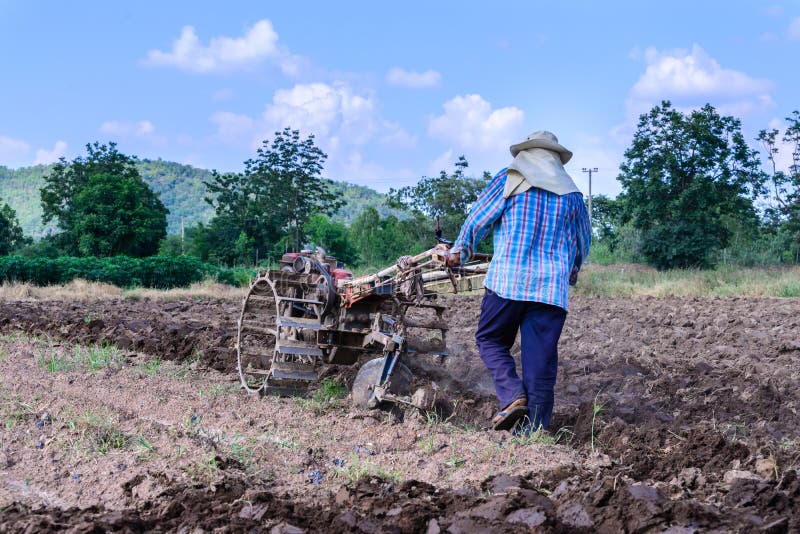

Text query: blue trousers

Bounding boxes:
[475,289,567,430]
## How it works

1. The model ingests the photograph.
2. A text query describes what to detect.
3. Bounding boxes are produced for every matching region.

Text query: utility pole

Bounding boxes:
[180,217,185,255]
[581,167,598,228]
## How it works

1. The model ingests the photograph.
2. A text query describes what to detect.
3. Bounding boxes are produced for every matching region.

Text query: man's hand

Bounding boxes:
[445,245,463,267]
[569,266,579,286]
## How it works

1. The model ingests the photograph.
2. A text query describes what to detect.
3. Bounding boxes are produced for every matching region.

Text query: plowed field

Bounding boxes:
[1,294,799,532]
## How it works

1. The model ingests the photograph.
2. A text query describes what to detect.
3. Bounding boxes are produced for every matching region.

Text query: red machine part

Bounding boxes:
[331,268,352,283]
[279,251,352,282]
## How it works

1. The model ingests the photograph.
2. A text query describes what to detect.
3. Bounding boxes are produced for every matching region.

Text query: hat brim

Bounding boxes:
[510,139,573,163]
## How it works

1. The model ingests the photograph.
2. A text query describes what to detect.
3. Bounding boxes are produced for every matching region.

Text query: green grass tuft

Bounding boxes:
[334,453,403,484]
[37,351,76,373]
[65,408,131,455]
[84,344,124,371]
[312,378,349,403]
[36,342,124,373]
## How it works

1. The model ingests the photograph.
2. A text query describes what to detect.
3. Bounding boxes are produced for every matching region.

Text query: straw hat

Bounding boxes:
[509,130,573,163]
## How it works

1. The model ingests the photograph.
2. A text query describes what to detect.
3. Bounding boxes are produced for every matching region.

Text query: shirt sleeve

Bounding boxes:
[454,170,508,262]
[573,193,591,270]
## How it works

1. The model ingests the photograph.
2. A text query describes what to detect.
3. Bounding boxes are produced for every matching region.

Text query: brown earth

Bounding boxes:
[1,294,799,532]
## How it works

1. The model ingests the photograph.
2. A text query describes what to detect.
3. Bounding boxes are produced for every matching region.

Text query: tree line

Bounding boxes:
[1,103,799,273]
[591,102,800,269]
[0,127,489,270]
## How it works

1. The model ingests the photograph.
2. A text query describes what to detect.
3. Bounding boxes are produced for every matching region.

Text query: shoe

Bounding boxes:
[491,398,528,431]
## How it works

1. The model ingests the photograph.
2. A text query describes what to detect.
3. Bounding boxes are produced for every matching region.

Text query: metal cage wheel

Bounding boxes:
[236,275,278,393]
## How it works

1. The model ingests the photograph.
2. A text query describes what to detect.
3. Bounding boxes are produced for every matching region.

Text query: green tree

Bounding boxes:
[158,235,184,257]
[350,207,426,267]
[758,110,800,263]
[617,101,765,269]
[388,156,490,241]
[14,238,61,259]
[203,128,343,263]
[304,214,358,265]
[350,206,383,266]
[590,194,625,252]
[41,143,168,257]
[186,216,246,265]
[232,231,256,266]
[182,222,214,263]
[0,202,28,255]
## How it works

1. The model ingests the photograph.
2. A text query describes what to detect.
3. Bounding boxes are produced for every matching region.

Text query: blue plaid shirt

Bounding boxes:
[455,168,591,310]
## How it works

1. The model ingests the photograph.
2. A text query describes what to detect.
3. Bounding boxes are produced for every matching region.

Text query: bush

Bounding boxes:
[214,266,255,287]
[639,223,720,270]
[0,255,241,289]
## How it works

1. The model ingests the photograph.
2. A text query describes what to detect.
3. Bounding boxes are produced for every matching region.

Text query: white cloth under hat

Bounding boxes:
[503,131,580,198]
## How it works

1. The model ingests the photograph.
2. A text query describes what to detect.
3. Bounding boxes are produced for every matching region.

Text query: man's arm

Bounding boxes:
[453,170,508,263]
[573,193,591,271]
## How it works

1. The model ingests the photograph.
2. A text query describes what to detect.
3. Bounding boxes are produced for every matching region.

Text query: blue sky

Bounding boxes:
[1,1,799,195]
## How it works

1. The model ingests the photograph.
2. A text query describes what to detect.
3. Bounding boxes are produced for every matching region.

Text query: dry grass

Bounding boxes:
[2,265,799,301]
[0,279,245,302]
[573,264,800,298]
[0,279,124,301]
[124,280,245,301]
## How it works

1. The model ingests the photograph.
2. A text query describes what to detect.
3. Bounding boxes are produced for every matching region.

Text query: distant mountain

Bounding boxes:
[0,165,53,238]
[0,160,401,239]
[327,181,403,223]
[136,159,216,234]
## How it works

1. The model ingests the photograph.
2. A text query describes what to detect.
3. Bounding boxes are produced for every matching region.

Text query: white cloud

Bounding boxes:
[211,81,415,184]
[632,44,771,99]
[263,83,378,145]
[428,94,525,155]
[100,120,156,137]
[265,83,417,150]
[33,140,67,165]
[145,19,299,75]
[789,17,800,40]
[386,67,441,88]
[213,82,412,151]
[626,44,774,119]
[0,135,31,167]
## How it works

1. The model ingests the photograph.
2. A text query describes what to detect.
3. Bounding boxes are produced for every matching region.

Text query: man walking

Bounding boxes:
[449,131,590,432]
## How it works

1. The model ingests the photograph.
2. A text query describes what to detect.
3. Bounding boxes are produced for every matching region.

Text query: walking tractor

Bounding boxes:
[235,243,490,411]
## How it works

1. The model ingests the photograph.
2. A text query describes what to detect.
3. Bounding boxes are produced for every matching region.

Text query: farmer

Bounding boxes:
[448,131,590,433]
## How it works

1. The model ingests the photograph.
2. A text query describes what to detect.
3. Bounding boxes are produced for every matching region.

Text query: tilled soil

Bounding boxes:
[1,294,799,532]
[0,298,238,371]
